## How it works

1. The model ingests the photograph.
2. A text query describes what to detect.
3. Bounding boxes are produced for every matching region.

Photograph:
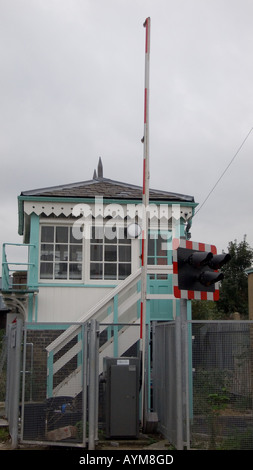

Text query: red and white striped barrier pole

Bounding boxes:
[140,17,151,348]
[141,17,151,428]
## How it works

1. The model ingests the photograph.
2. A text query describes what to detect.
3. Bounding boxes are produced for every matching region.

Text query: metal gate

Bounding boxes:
[152,309,190,450]
[5,319,99,449]
[6,319,141,449]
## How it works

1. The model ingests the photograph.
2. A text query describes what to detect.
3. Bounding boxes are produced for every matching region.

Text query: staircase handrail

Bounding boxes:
[46,267,142,354]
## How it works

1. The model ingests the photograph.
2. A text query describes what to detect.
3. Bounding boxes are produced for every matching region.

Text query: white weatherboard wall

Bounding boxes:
[36,287,111,323]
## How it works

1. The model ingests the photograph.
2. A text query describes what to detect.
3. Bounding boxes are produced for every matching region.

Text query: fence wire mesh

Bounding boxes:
[191,321,253,450]
[6,317,253,450]
[20,323,89,447]
[0,331,7,403]
[19,321,141,447]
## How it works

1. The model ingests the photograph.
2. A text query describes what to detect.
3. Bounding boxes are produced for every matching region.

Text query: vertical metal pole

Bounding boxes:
[20,323,27,442]
[82,323,88,447]
[88,319,97,450]
[141,16,151,428]
[183,301,191,449]
[177,299,190,449]
[11,318,23,449]
[176,309,183,450]
[95,321,99,443]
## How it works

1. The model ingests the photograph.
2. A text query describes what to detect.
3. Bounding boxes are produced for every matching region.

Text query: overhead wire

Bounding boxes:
[193,126,253,217]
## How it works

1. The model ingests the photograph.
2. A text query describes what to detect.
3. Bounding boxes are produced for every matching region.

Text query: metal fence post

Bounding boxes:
[181,300,190,449]
[9,318,23,449]
[88,319,98,450]
[82,322,88,447]
[175,313,183,450]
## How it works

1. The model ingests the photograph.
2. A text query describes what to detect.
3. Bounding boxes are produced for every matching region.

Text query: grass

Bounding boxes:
[0,427,10,443]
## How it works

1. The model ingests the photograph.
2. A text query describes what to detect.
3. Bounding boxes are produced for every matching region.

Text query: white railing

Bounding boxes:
[46,266,173,397]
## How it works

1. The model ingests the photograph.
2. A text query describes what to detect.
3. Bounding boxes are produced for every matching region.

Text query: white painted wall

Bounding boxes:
[36,286,112,323]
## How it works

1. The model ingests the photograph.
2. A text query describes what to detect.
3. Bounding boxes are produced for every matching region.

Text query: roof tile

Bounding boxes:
[21,177,194,202]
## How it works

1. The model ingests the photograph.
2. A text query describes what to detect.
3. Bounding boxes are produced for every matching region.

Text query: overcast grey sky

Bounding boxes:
[1,0,253,270]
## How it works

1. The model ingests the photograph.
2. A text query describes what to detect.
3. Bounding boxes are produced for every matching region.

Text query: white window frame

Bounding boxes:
[39,221,84,284]
[88,222,132,282]
[39,219,139,285]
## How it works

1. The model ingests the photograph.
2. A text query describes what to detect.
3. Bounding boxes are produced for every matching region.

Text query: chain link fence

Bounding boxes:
[191,321,253,450]
[19,322,90,447]
[152,319,253,450]
[4,316,253,450]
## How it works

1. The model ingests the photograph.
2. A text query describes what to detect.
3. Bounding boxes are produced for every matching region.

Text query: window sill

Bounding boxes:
[38,281,118,288]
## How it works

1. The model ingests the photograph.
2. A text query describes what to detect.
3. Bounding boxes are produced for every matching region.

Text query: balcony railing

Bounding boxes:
[1,243,35,292]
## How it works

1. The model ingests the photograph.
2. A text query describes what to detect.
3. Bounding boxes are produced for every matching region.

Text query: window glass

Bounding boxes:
[70,245,82,262]
[119,246,131,262]
[90,245,103,261]
[69,263,82,280]
[90,263,103,279]
[148,232,169,265]
[40,225,83,281]
[90,225,131,280]
[55,262,68,279]
[56,226,68,243]
[104,245,117,262]
[41,226,54,243]
[40,244,54,261]
[40,262,53,279]
[119,263,131,279]
[55,245,68,261]
[104,263,117,279]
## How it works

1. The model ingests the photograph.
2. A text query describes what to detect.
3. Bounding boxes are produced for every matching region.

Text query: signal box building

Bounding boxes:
[2,158,196,327]
[1,158,196,409]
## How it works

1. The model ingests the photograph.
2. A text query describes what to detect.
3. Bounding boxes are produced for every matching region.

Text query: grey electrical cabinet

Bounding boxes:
[103,357,140,438]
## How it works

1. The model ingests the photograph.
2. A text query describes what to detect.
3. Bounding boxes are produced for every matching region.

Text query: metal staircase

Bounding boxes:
[45,269,142,397]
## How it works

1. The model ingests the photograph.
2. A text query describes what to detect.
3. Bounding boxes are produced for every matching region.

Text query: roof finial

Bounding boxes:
[93,169,97,179]
[97,156,103,178]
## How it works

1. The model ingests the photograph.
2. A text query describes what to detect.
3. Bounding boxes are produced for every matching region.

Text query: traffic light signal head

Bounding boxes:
[208,253,231,270]
[173,239,231,300]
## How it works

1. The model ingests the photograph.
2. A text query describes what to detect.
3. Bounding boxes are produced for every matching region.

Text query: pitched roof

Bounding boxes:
[20,158,195,203]
[20,177,194,202]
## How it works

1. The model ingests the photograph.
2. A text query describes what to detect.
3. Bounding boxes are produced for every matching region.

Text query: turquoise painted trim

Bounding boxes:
[107,306,113,340]
[2,244,9,291]
[176,298,181,317]
[27,293,34,322]
[77,330,83,368]
[27,213,39,290]
[18,198,24,236]
[34,294,38,323]
[25,323,70,330]
[47,351,54,398]
[113,295,118,357]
